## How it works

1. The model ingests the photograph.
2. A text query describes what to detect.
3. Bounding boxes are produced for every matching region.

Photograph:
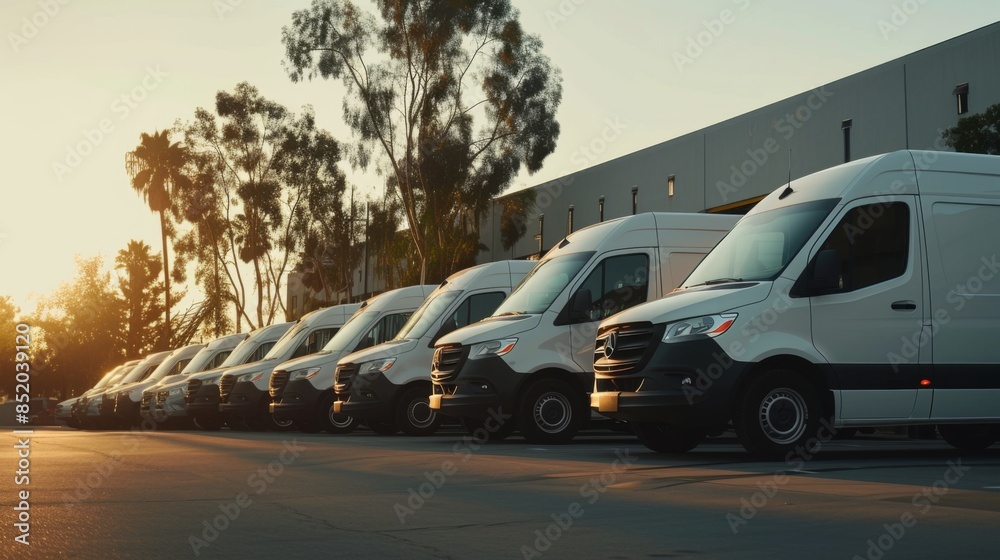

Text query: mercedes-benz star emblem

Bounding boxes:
[603,331,618,359]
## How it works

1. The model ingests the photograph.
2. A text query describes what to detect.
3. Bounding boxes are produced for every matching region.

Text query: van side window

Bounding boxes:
[574,254,650,321]
[817,202,909,292]
[249,342,277,363]
[441,292,506,339]
[209,351,232,369]
[356,313,413,351]
[296,327,339,358]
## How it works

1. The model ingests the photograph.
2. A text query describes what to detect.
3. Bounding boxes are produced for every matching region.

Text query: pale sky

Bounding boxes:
[3,0,1000,316]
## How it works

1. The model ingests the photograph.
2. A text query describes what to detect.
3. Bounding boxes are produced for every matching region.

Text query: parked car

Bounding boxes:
[430,212,738,444]
[591,150,1000,456]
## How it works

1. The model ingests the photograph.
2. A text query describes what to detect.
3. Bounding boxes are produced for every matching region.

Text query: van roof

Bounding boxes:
[363,285,436,312]
[439,260,537,289]
[541,212,739,262]
[297,302,362,327]
[751,150,1000,215]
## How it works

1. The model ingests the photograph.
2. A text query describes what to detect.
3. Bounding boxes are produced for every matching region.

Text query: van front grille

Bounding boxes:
[185,379,202,404]
[594,323,656,376]
[431,345,465,383]
[269,370,289,398]
[219,374,235,403]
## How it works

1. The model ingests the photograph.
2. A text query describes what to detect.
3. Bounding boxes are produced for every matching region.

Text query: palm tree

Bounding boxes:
[125,131,191,348]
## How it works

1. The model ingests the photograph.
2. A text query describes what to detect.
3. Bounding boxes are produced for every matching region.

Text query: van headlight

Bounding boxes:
[468,338,517,359]
[203,377,219,385]
[289,367,321,380]
[359,358,396,376]
[662,314,737,342]
[169,388,183,396]
[236,372,264,383]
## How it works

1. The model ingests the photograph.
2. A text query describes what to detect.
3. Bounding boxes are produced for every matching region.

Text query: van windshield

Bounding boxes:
[493,252,595,315]
[322,310,378,354]
[684,199,839,287]
[394,290,461,341]
[263,321,308,361]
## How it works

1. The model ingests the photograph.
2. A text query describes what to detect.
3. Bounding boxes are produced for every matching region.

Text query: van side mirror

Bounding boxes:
[810,249,842,293]
[569,289,592,323]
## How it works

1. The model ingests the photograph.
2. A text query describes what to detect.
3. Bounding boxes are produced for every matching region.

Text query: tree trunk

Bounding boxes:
[159,212,171,348]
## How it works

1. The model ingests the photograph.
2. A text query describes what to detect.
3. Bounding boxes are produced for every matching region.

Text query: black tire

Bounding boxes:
[516,378,583,445]
[267,412,296,432]
[460,416,516,442]
[395,386,442,436]
[317,393,359,434]
[365,418,398,435]
[939,424,997,452]
[633,422,705,453]
[734,369,824,458]
[193,415,223,431]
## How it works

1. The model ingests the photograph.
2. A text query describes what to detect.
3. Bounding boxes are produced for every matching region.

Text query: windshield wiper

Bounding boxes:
[688,277,744,288]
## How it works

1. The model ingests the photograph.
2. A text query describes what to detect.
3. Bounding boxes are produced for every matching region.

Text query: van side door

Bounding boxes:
[921,196,1000,419]
[806,196,929,421]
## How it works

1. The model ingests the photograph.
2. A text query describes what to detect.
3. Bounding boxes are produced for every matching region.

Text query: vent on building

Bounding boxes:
[841,119,853,163]
[631,186,638,215]
[668,175,675,198]
[954,83,969,115]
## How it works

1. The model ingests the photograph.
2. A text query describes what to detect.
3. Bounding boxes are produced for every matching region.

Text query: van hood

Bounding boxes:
[435,314,543,347]
[274,349,343,373]
[158,377,189,392]
[603,281,774,327]
[221,358,280,379]
[339,339,417,366]
[188,366,233,382]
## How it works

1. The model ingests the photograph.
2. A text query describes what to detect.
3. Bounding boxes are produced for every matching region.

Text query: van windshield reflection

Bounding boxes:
[492,252,594,315]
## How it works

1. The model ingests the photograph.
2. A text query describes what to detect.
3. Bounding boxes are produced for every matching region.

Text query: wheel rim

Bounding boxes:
[272,415,294,429]
[407,398,436,430]
[758,388,807,444]
[328,411,354,429]
[533,392,572,434]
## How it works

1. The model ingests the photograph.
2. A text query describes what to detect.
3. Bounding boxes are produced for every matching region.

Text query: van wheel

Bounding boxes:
[193,415,223,431]
[939,424,997,452]
[516,379,582,445]
[633,422,705,453]
[395,387,442,436]
[319,394,359,434]
[735,370,823,458]
[461,416,516,442]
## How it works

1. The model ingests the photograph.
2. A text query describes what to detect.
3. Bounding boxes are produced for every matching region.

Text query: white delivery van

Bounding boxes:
[591,150,1000,456]
[70,360,140,429]
[127,344,205,427]
[219,304,360,431]
[430,212,738,444]
[91,353,174,429]
[269,285,434,433]
[185,322,293,430]
[334,262,534,436]
[147,332,249,429]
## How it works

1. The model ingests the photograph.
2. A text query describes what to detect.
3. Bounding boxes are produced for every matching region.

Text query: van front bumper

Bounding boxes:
[219,382,265,416]
[430,355,522,421]
[333,372,400,420]
[591,337,746,427]
[186,385,222,417]
[269,379,324,418]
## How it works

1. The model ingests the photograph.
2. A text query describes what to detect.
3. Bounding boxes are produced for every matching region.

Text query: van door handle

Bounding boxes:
[891,300,917,311]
